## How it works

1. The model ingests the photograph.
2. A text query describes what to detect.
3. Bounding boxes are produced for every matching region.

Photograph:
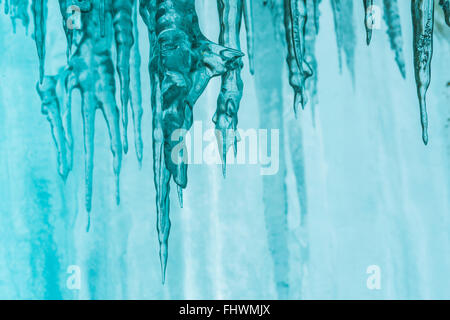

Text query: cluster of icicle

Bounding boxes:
[2,0,449,282]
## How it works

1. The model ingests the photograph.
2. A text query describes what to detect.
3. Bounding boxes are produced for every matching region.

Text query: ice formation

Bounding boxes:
[440,0,450,26]
[363,0,373,45]
[330,0,356,79]
[383,0,406,78]
[285,0,313,113]
[139,0,243,281]
[2,0,447,282]
[6,0,30,32]
[412,0,435,145]
[215,0,253,173]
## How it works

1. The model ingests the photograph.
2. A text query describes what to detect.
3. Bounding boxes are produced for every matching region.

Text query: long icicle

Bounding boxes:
[59,0,122,216]
[242,0,255,74]
[112,0,134,154]
[305,0,320,124]
[140,0,243,283]
[412,0,435,145]
[36,75,71,180]
[31,0,47,83]
[130,0,143,164]
[215,0,245,176]
[286,0,312,112]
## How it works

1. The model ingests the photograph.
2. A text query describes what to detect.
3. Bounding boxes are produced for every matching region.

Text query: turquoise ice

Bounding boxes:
[0,0,449,299]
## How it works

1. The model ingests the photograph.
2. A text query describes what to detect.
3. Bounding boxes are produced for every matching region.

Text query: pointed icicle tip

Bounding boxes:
[366,31,372,45]
[86,211,91,233]
[177,185,183,208]
[222,161,227,179]
[422,131,429,145]
[159,242,168,285]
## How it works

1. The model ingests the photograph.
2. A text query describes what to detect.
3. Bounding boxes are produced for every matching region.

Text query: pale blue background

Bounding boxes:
[0,0,449,299]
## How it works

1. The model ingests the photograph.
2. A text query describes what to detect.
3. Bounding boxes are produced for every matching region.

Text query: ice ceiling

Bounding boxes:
[1,0,449,282]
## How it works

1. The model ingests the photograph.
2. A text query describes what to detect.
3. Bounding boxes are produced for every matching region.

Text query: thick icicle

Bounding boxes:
[112,0,134,153]
[383,0,406,78]
[8,0,30,33]
[31,0,47,83]
[130,0,143,163]
[215,0,245,173]
[285,0,312,112]
[140,0,243,282]
[36,75,71,180]
[439,0,450,26]
[330,0,356,80]
[62,0,122,212]
[363,0,373,45]
[412,0,435,145]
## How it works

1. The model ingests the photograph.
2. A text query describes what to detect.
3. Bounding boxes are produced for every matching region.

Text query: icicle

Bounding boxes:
[440,0,450,26]
[383,0,406,78]
[330,0,356,81]
[65,0,122,211]
[140,0,243,282]
[305,0,319,124]
[214,0,245,171]
[112,0,134,154]
[130,0,143,164]
[285,0,313,112]
[312,0,321,34]
[177,185,183,209]
[412,0,435,145]
[254,1,290,298]
[289,0,307,72]
[36,75,71,180]
[242,0,255,74]
[4,0,9,14]
[31,0,47,83]
[363,0,374,45]
[8,0,30,33]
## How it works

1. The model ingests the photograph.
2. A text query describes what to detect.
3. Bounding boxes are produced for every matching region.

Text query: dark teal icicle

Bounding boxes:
[383,0,406,78]
[31,0,47,83]
[411,0,435,145]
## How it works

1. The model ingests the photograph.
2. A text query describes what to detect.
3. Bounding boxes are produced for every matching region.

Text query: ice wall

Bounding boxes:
[0,0,449,299]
